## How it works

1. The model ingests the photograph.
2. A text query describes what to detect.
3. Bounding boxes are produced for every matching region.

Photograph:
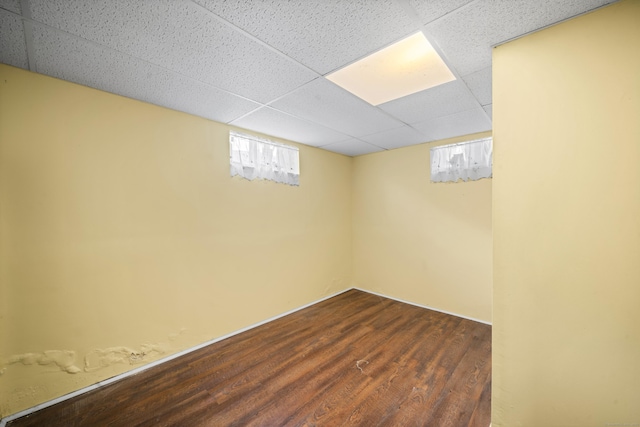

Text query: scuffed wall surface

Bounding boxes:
[0,65,352,417]
[352,132,493,323]
[492,1,640,425]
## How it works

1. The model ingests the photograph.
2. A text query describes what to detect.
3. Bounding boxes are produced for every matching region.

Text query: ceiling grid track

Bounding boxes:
[19,0,36,72]
[188,0,322,79]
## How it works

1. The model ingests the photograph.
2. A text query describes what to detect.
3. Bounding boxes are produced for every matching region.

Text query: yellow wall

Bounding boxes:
[0,65,352,416]
[492,1,640,425]
[352,132,493,323]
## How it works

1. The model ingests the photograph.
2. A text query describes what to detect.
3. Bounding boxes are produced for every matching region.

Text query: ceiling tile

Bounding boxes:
[408,0,474,25]
[379,80,478,124]
[413,107,492,142]
[0,10,29,69]
[271,78,404,137]
[360,126,427,150]
[426,0,616,76]
[462,66,492,106]
[483,104,492,120]
[194,0,418,75]
[28,0,316,103]
[0,0,20,14]
[320,138,384,157]
[158,77,261,124]
[232,106,351,147]
[31,24,260,123]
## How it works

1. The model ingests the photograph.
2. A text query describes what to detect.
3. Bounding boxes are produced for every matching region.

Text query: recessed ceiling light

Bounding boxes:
[326,32,456,106]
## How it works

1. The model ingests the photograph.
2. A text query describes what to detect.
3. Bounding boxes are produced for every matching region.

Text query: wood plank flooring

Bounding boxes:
[9,289,492,426]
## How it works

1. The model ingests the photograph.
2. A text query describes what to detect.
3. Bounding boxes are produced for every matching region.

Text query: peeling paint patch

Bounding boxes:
[84,343,167,372]
[3,330,188,378]
[8,350,81,374]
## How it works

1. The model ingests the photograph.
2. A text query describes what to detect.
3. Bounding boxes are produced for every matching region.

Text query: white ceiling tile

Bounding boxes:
[408,0,474,25]
[0,10,28,69]
[462,66,492,106]
[483,104,492,120]
[194,0,418,75]
[28,0,316,103]
[413,108,492,142]
[232,107,351,147]
[360,126,427,150]
[320,138,384,157]
[379,80,478,124]
[271,78,404,137]
[158,78,261,124]
[31,24,260,123]
[426,0,616,76]
[0,0,20,14]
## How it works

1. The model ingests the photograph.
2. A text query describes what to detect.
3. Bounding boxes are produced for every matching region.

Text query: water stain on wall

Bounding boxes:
[83,343,167,372]
[3,329,188,376]
[8,350,82,374]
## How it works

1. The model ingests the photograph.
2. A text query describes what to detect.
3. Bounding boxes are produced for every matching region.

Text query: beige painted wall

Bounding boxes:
[492,1,640,425]
[352,132,493,323]
[0,65,352,416]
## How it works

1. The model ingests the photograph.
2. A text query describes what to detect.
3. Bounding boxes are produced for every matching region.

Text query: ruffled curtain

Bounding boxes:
[229,131,300,186]
[430,137,492,183]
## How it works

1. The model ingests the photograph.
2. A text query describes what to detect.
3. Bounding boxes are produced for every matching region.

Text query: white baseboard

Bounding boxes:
[1,287,490,425]
[0,288,351,427]
[354,287,492,325]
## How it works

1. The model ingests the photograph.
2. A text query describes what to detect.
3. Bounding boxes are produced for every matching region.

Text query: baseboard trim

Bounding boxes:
[354,288,492,326]
[0,288,352,426]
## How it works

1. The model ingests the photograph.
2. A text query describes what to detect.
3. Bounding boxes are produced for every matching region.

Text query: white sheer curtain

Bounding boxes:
[229,131,300,186]
[430,137,492,183]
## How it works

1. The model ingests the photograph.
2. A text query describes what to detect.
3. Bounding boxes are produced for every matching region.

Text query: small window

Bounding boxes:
[430,137,492,183]
[229,131,300,186]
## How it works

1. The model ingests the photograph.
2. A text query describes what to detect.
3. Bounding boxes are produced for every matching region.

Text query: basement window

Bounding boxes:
[229,131,299,186]
[430,137,492,183]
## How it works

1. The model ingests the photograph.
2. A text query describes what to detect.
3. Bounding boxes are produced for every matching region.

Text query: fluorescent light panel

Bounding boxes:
[326,32,456,106]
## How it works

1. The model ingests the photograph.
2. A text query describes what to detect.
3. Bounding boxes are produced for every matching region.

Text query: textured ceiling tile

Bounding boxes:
[0,0,20,14]
[232,107,351,147]
[483,104,492,120]
[194,0,418,74]
[272,78,404,137]
[462,66,492,106]
[158,77,261,124]
[426,0,616,76]
[408,0,474,24]
[28,0,316,103]
[320,138,384,157]
[32,24,170,104]
[0,10,28,69]
[413,108,492,142]
[360,125,427,150]
[32,24,260,123]
[379,80,478,124]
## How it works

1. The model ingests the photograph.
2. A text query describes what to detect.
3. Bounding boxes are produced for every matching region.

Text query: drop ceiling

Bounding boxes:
[0,0,616,156]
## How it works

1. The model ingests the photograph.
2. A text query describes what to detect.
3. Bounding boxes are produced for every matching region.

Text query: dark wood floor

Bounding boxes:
[9,289,491,426]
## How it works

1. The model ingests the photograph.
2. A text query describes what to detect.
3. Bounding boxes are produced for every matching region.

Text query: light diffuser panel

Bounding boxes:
[326,32,456,105]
